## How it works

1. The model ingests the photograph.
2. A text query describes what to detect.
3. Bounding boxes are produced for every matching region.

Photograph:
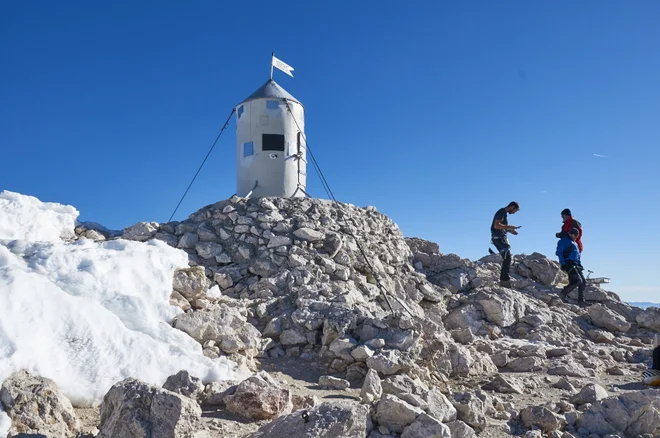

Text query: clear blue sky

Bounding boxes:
[2,1,659,302]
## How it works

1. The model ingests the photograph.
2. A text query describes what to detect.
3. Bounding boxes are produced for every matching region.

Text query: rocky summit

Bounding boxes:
[4,195,660,438]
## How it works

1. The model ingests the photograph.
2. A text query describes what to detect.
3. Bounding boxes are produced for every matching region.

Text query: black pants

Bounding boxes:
[562,264,586,302]
[492,236,511,281]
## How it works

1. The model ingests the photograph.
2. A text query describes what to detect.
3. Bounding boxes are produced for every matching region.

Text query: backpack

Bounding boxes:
[572,219,582,237]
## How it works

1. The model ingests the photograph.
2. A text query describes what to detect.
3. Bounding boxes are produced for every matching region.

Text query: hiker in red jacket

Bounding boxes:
[556,208,583,252]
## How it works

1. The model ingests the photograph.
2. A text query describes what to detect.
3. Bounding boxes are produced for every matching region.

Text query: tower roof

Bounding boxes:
[238,79,301,105]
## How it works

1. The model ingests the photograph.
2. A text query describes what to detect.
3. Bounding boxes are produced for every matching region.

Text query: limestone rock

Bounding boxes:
[547,360,589,377]
[195,241,224,260]
[318,376,350,390]
[452,391,494,432]
[178,231,199,249]
[636,307,660,331]
[163,370,205,401]
[203,380,238,406]
[224,372,293,420]
[381,374,427,397]
[170,290,191,311]
[360,369,383,404]
[577,389,660,437]
[401,413,451,438]
[571,383,609,406]
[367,350,405,375]
[520,253,563,286]
[446,420,477,438]
[374,394,425,434]
[588,304,631,333]
[482,374,524,394]
[173,304,261,354]
[475,290,524,327]
[247,401,372,438]
[506,356,544,372]
[520,405,566,432]
[352,345,375,361]
[292,227,325,241]
[98,378,202,438]
[0,370,81,437]
[173,266,209,300]
[425,388,457,422]
[122,221,159,241]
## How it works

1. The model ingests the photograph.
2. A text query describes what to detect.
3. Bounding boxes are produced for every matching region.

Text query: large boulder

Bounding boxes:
[224,372,293,420]
[172,266,209,301]
[519,253,563,286]
[401,413,451,438]
[578,389,660,437]
[474,290,525,327]
[446,420,477,438]
[173,304,261,354]
[571,383,609,407]
[98,378,202,438]
[0,370,80,437]
[520,405,566,432]
[451,391,494,432]
[247,401,372,438]
[636,307,660,331]
[425,388,457,422]
[374,394,425,433]
[360,369,382,404]
[588,304,631,333]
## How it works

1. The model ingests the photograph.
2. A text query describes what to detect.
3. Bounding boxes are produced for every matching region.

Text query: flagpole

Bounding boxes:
[270,52,274,80]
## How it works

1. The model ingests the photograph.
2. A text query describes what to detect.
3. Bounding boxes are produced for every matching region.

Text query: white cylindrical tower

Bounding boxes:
[235,79,307,198]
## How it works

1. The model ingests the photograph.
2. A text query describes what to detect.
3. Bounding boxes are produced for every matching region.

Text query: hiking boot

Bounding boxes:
[499,280,512,288]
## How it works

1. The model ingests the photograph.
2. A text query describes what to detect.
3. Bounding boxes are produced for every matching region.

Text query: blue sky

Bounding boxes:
[2,1,659,302]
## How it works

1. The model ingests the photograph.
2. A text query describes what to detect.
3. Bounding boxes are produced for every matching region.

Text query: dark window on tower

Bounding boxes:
[262,134,285,151]
[237,105,244,119]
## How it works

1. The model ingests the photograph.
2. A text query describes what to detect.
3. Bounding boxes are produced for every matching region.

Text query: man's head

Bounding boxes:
[568,228,579,240]
[561,208,572,220]
[505,201,520,214]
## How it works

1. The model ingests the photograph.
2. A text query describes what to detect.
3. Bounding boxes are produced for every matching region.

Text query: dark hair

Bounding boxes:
[507,201,520,209]
[561,208,572,216]
[653,346,660,370]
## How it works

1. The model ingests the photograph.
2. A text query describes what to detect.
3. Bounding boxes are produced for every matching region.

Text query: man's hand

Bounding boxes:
[510,229,518,235]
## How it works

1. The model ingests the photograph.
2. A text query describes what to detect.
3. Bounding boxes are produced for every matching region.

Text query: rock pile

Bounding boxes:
[4,196,659,437]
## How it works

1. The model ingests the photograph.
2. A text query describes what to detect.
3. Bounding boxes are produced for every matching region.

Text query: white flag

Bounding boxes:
[272,55,294,77]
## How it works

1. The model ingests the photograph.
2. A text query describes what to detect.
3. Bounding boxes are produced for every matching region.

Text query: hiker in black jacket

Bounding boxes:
[491,201,521,287]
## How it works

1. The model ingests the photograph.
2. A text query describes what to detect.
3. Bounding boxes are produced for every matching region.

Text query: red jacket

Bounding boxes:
[561,218,583,252]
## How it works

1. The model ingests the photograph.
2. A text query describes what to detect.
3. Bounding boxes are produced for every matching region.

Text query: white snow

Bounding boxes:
[0,411,9,437]
[0,191,79,242]
[0,191,243,430]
